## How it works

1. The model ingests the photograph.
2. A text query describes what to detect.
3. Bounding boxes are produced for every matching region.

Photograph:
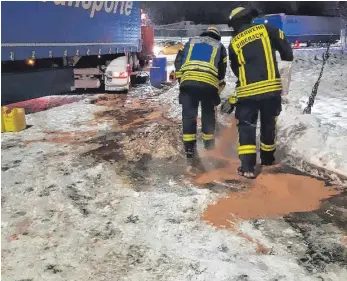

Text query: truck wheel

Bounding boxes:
[132,53,138,70]
[99,80,106,93]
[139,59,145,68]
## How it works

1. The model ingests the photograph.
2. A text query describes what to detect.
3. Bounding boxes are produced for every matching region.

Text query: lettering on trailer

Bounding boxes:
[42,1,133,18]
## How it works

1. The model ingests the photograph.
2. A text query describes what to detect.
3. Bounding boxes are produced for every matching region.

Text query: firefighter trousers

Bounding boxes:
[235,96,281,172]
[179,87,220,158]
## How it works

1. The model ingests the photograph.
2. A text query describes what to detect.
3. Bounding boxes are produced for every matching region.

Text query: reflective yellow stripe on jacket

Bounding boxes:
[181,70,219,89]
[231,24,282,98]
[236,78,282,98]
[180,62,218,76]
[279,29,284,40]
[175,71,183,78]
[180,41,220,89]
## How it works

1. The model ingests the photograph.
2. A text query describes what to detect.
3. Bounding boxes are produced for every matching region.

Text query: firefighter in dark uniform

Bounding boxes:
[175,26,227,171]
[221,7,294,178]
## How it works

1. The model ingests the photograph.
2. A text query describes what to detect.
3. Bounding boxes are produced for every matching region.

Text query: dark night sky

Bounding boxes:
[142,1,347,25]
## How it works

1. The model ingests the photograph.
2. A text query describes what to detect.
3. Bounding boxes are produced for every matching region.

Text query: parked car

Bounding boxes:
[154,41,184,56]
[104,56,131,92]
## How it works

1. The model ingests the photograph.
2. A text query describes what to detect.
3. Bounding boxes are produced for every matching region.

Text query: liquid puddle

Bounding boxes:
[202,173,339,225]
[198,117,342,254]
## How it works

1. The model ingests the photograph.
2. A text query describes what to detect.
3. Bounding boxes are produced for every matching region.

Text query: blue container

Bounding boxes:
[152,57,167,82]
[150,67,162,88]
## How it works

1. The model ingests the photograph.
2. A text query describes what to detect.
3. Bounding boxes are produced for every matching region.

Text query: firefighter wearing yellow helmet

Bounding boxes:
[175,26,227,172]
[221,7,293,178]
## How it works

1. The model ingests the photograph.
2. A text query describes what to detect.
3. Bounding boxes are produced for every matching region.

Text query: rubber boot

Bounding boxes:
[184,141,196,159]
[203,139,215,151]
[237,166,256,179]
[261,151,276,166]
[261,159,275,166]
[184,141,204,175]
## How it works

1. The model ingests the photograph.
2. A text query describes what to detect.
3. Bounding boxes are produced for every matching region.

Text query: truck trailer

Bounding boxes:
[1,1,153,105]
[253,14,345,44]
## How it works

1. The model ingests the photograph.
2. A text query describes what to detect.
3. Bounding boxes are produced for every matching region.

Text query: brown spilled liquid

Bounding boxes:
[202,174,339,225]
[197,116,341,254]
[196,116,243,184]
[24,131,98,145]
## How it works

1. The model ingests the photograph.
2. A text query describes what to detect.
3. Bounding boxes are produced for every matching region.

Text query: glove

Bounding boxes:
[169,71,176,81]
[218,81,226,94]
[175,71,182,84]
[221,99,235,114]
[219,81,226,88]
[220,93,237,114]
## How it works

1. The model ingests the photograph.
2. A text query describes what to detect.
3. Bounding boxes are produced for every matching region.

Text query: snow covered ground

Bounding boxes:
[2,95,347,281]
[160,50,347,179]
[2,50,347,281]
[215,50,347,180]
[277,52,347,178]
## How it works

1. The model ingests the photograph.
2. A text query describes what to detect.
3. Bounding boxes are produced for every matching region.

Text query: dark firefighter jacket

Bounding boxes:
[229,23,293,101]
[174,35,227,93]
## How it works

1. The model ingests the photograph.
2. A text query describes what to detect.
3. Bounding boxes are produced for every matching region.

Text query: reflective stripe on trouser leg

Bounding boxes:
[214,105,220,136]
[184,140,197,159]
[183,134,196,142]
[260,113,277,164]
[201,99,216,149]
[202,134,214,140]
[238,128,257,171]
[238,145,257,155]
[181,90,199,158]
[237,105,258,171]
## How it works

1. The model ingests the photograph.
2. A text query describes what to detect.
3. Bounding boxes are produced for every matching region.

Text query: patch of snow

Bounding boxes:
[278,52,347,176]
[1,100,111,144]
[26,100,110,132]
[158,51,347,177]
[2,137,336,280]
[158,83,181,118]
[2,51,347,281]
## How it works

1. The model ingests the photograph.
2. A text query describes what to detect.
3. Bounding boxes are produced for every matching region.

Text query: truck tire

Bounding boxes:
[131,53,138,71]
